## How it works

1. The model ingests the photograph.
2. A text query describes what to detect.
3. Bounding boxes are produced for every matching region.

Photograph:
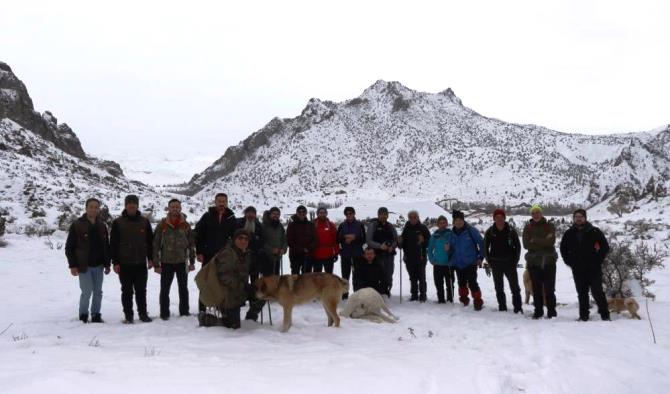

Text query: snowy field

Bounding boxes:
[1,230,669,394]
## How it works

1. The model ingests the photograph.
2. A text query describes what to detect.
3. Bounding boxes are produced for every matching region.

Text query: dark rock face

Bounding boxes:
[0,61,86,158]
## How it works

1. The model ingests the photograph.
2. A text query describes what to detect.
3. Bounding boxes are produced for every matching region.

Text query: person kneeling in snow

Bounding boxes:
[353,247,390,297]
[449,210,485,311]
[195,229,251,329]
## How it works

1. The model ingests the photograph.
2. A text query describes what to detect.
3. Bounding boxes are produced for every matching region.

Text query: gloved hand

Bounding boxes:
[484,262,491,277]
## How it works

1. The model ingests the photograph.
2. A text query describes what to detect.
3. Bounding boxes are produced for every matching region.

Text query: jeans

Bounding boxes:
[79,265,104,316]
[160,263,189,317]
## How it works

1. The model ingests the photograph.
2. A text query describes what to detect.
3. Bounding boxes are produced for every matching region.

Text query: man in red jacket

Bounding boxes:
[310,207,340,273]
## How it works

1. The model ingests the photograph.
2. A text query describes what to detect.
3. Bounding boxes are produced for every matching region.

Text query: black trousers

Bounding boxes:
[245,272,266,320]
[491,262,522,310]
[572,267,609,319]
[405,257,427,298]
[289,255,306,275]
[340,256,355,295]
[119,264,148,318]
[433,265,454,302]
[160,263,189,317]
[221,307,241,329]
[307,257,336,274]
[455,265,480,293]
[528,264,556,315]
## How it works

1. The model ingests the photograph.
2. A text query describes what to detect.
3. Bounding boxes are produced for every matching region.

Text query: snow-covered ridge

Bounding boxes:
[184,80,669,212]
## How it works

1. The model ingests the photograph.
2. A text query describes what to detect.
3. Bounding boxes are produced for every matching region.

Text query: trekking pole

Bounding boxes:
[280,256,283,276]
[399,248,403,304]
[260,302,264,325]
[267,301,273,326]
[645,297,656,344]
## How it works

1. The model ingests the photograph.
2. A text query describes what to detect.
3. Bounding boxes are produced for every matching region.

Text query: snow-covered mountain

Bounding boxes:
[0,62,201,233]
[184,80,669,212]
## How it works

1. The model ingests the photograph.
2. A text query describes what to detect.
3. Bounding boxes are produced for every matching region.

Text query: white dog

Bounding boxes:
[339,288,399,323]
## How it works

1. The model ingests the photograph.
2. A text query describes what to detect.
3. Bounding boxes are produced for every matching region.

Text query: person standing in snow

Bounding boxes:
[366,207,398,295]
[261,207,287,275]
[310,207,339,274]
[152,198,196,320]
[427,215,454,303]
[110,194,154,323]
[522,205,558,319]
[65,198,111,323]
[449,210,485,311]
[235,206,266,321]
[194,193,236,313]
[286,205,317,275]
[337,206,366,299]
[560,209,611,321]
[399,210,431,302]
[484,209,523,313]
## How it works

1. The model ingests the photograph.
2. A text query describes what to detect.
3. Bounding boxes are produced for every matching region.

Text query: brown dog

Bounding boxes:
[254,273,349,332]
[607,297,641,320]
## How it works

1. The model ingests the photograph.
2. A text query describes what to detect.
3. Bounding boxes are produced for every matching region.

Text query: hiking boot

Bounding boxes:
[498,305,508,312]
[79,314,89,323]
[160,315,170,321]
[123,317,134,324]
[532,311,544,320]
[547,309,557,319]
[245,312,259,322]
[437,298,446,304]
[139,315,153,323]
[473,291,483,311]
[419,294,427,303]
[90,314,104,323]
[513,307,523,314]
[409,294,419,302]
[577,316,589,322]
[342,293,349,300]
[601,314,611,321]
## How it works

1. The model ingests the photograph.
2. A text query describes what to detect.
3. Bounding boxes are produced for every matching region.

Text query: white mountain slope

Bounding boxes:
[184,80,669,213]
[0,62,202,232]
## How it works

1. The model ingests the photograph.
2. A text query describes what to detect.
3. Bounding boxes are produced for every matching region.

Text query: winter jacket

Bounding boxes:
[337,219,366,258]
[448,223,484,269]
[213,244,251,309]
[560,222,610,271]
[427,228,452,266]
[194,207,236,260]
[110,210,153,265]
[286,214,317,258]
[261,211,287,259]
[522,218,557,268]
[235,218,263,253]
[153,214,196,267]
[312,218,339,260]
[353,257,389,296]
[400,222,431,263]
[65,215,110,272]
[484,223,521,267]
[366,219,398,256]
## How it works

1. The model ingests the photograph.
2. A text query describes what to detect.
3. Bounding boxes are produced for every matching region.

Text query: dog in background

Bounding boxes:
[340,288,398,324]
[254,273,348,332]
[607,297,641,320]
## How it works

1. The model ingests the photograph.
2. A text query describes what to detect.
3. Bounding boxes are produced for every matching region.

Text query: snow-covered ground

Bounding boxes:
[1,225,669,394]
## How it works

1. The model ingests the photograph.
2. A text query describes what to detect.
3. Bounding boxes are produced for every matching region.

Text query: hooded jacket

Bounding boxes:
[560,222,609,271]
[448,223,484,269]
[428,228,452,266]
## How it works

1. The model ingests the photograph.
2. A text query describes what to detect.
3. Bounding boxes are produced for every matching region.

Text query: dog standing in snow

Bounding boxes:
[339,288,399,323]
[607,297,641,320]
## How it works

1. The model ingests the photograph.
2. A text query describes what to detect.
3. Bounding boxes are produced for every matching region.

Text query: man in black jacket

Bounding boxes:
[353,247,389,296]
[484,209,522,313]
[194,193,236,313]
[399,210,431,302]
[286,205,316,275]
[110,195,154,323]
[366,207,398,294]
[65,198,111,323]
[560,209,611,321]
[235,206,266,321]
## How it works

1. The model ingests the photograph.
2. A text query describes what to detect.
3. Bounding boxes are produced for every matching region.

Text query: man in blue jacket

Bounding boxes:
[449,210,485,310]
[427,215,453,303]
[337,206,366,299]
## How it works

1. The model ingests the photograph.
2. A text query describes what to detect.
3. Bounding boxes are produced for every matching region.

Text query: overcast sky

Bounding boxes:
[2,0,669,157]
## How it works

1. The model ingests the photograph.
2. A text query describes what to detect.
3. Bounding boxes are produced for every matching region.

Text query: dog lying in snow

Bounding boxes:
[339,288,398,323]
[607,297,641,320]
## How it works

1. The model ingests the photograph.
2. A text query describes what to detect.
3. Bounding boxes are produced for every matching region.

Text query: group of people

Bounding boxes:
[65,193,613,329]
